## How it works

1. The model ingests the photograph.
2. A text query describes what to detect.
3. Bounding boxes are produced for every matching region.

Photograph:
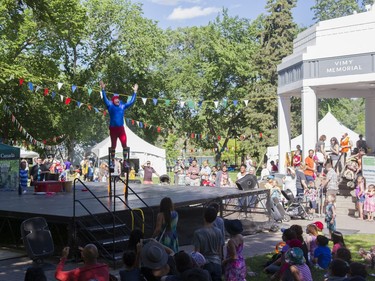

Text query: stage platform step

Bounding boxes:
[97,235,130,246]
[335,194,356,216]
[85,223,127,233]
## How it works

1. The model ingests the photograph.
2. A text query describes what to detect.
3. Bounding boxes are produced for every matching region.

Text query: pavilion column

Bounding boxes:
[301,86,317,160]
[278,96,291,173]
[365,97,375,152]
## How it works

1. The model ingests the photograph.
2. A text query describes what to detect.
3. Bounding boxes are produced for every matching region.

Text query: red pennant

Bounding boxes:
[144,123,147,128]
[103,110,107,116]
[19,78,24,86]
[131,120,135,125]
[259,132,263,138]
[44,88,49,96]
[218,135,221,141]
[191,133,195,139]
[65,97,71,105]
[43,140,47,144]
[87,105,92,110]
[157,127,161,133]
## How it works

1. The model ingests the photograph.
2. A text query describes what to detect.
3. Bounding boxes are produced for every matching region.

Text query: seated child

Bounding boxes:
[119,250,141,281]
[358,246,375,268]
[313,235,332,270]
[270,180,282,201]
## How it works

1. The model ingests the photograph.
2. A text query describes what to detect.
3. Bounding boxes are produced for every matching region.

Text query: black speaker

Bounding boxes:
[21,217,54,263]
[235,174,259,190]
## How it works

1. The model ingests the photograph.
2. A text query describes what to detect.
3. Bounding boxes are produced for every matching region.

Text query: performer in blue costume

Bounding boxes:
[100,81,138,169]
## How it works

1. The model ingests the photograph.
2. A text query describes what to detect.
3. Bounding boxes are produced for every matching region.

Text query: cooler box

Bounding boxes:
[34,181,64,192]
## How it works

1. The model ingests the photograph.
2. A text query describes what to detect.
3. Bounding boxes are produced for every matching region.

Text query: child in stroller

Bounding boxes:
[341,148,366,187]
[281,189,314,221]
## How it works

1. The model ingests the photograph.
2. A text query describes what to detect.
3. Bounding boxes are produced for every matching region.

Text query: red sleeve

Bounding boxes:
[55,258,77,281]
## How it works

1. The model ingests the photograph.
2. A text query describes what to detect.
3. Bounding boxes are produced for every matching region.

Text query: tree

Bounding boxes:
[0,0,167,161]
[311,0,374,22]
[159,11,260,164]
[245,0,298,162]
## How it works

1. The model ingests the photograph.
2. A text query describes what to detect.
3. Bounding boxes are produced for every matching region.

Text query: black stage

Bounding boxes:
[0,182,270,250]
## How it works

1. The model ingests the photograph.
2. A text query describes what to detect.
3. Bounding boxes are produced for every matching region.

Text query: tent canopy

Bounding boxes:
[0,143,20,159]
[91,126,167,175]
[267,112,360,162]
[20,148,39,159]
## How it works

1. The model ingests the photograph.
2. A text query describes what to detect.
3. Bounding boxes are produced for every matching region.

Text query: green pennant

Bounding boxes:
[165,99,170,106]
[88,88,93,96]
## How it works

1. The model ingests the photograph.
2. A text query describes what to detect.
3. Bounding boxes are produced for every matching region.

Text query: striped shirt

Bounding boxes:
[20,169,28,189]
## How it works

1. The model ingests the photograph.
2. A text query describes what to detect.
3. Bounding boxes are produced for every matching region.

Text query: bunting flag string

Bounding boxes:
[4,73,277,113]
[0,99,65,148]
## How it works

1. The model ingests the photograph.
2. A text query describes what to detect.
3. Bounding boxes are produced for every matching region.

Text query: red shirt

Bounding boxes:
[55,258,109,281]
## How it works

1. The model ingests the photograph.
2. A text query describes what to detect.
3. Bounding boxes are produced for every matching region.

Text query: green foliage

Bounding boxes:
[311,0,374,22]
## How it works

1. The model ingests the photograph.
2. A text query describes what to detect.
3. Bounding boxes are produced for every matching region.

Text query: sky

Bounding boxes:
[134,0,316,29]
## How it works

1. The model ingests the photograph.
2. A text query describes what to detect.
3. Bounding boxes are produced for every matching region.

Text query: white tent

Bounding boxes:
[267,112,360,162]
[20,148,39,159]
[91,126,167,175]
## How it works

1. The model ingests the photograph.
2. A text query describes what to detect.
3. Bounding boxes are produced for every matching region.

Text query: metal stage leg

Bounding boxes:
[108,147,114,197]
[123,147,130,200]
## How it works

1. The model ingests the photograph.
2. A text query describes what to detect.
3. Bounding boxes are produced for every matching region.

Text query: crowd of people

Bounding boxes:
[24,198,375,281]
[263,222,372,281]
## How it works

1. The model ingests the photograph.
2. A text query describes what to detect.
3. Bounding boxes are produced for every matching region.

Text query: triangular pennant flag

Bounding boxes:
[127,96,132,103]
[100,91,103,99]
[60,95,64,102]
[152,98,158,106]
[142,98,147,105]
[214,101,219,108]
[19,78,24,86]
[51,92,56,99]
[28,82,33,91]
[57,82,63,90]
[103,110,107,116]
[244,100,249,106]
[76,101,81,108]
[222,98,227,107]
[180,101,185,108]
[65,97,71,105]
[44,88,49,96]
[131,120,135,125]
[88,88,92,96]
[87,105,92,110]
[157,127,161,133]
[139,122,144,128]
[165,100,170,106]
[198,101,203,107]
[35,86,41,92]
[72,85,77,93]
[191,133,195,138]
[94,107,99,113]
[218,135,221,140]
[233,100,238,106]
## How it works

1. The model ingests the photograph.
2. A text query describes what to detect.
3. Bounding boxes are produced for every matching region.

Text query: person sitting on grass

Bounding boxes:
[343,262,368,281]
[119,250,141,281]
[336,248,352,264]
[313,235,332,270]
[264,228,297,274]
[282,247,312,281]
[305,224,319,264]
[331,231,346,259]
[325,258,350,281]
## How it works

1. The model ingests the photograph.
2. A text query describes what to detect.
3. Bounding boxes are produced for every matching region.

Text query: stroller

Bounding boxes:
[340,155,360,188]
[281,189,314,221]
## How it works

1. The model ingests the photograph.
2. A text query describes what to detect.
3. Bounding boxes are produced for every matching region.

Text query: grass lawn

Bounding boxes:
[246,234,375,280]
